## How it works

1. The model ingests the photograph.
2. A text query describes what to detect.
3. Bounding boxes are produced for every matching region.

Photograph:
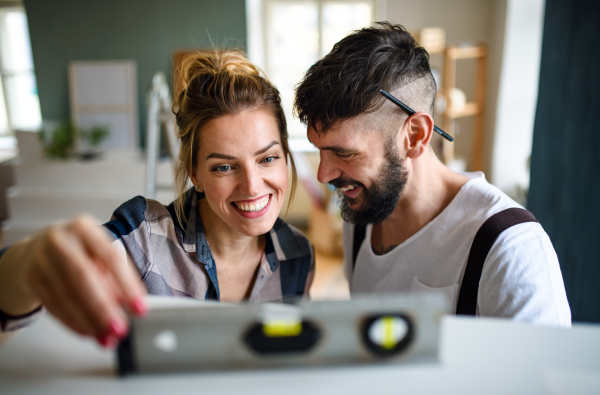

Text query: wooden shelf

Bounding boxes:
[308,206,343,256]
[446,46,487,59]
[442,44,488,171]
[445,102,481,118]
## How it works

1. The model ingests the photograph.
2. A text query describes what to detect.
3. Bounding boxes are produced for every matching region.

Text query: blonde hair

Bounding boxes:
[172,49,297,225]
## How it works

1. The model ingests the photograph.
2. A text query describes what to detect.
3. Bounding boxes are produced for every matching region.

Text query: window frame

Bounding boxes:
[247,0,383,151]
[0,4,41,136]
[262,0,376,69]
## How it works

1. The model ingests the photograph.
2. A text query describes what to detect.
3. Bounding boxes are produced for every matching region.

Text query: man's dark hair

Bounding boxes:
[294,22,435,132]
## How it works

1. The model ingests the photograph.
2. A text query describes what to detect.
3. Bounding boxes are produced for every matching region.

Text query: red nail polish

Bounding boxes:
[105,336,118,349]
[98,334,118,349]
[109,318,128,339]
[97,334,109,347]
[131,296,148,316]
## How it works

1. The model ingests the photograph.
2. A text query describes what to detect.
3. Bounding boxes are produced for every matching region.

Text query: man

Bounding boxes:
[294,22,570,326]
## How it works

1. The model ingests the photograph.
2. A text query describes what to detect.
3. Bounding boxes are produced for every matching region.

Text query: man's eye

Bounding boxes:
[336,152,353,159]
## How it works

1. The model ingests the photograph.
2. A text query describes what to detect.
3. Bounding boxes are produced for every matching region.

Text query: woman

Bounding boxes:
[0,50,314,348]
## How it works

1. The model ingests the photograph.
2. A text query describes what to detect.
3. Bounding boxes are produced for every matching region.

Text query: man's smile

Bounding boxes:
[340,185,363,198]
[339,184,357,192]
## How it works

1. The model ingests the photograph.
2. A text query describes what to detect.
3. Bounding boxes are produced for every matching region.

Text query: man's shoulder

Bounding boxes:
[458,172,523,212]
[439,173,529,237]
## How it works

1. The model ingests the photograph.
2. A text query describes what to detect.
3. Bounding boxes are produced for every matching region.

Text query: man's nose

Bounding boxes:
[240,166,263,196]
[316,152,340,184]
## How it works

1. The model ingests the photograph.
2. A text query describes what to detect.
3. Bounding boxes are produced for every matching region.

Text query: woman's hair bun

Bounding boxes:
[178,49,262,94]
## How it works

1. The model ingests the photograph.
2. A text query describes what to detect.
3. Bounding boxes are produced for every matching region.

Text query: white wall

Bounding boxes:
[491,0,545,195]
[245,0,265,70]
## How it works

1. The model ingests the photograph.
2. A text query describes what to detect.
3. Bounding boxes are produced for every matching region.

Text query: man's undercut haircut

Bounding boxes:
[294,22,436,133]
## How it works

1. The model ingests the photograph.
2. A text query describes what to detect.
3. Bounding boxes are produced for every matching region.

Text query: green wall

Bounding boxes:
[528,0,600,322]
[24,0,247,146]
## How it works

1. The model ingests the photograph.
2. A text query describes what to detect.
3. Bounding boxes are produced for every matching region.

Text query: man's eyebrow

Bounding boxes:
[254,140,280,156]
[320,145,355,154]
[205,141,280,161]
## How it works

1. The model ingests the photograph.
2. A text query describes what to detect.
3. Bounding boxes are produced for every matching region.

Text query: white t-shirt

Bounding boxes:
[344,172,571,327]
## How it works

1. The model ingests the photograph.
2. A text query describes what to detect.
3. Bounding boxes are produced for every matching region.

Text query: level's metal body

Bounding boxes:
[118,294,447,375]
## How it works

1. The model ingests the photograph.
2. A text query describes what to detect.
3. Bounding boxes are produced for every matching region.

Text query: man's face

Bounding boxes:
[307,116,408,225]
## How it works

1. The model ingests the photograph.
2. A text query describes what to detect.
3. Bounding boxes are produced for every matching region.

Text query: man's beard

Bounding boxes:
[330,142,408,225]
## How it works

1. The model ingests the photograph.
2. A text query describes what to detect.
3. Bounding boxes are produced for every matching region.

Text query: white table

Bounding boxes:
[1,312,599,395]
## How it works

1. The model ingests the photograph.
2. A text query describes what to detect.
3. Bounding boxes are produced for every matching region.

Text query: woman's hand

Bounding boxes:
[0,215,147,347]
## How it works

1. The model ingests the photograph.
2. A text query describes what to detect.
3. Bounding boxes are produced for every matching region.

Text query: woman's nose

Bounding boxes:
[240,166,263,196]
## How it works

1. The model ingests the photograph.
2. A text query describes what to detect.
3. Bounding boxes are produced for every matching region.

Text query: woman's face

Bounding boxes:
[191,108,288,237]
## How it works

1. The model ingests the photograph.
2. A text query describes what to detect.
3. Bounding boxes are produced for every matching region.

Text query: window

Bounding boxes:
[0,6,41,136]
[247,0,377,150]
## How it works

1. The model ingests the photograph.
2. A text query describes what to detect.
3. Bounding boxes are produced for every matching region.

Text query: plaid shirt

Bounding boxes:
[0,189,314,331]
[104,189,315,302]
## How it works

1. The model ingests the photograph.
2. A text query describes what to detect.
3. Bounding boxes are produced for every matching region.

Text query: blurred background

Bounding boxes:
[0,0,597,322]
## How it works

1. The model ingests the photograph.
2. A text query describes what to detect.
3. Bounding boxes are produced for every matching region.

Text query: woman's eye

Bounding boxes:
[262,155,280,164]
[213,165,231,172]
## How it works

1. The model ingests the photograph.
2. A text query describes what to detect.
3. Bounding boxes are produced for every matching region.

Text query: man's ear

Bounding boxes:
[404,112,434,159]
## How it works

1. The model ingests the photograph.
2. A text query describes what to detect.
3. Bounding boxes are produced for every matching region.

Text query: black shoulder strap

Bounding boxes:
[456,207,538,316]
[352,224,367,272]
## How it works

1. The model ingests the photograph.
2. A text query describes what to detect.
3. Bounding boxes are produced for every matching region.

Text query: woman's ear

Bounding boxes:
[189,169,203,193]
[405,112,434,159]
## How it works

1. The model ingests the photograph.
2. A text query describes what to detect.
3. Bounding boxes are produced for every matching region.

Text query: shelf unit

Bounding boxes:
[442,45,488,170]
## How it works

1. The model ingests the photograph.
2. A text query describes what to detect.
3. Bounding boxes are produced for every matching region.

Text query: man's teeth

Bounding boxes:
[234,196,270,212]
[339,185,357,192]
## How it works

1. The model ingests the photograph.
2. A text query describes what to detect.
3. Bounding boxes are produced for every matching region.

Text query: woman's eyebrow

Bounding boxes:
[205,141,280,161]
[254,140,279,155]
[206,152,236,160]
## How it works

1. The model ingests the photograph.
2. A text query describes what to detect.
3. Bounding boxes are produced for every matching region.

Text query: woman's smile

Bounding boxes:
[231,194,272,218]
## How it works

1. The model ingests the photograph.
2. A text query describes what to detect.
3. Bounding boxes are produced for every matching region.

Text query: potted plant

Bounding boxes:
[38,121,110,160]
[79,125,110,160]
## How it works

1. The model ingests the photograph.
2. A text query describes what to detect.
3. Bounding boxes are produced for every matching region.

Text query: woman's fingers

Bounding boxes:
[69,216,148,316]
[22,216,146,347]
[41,221,129,341]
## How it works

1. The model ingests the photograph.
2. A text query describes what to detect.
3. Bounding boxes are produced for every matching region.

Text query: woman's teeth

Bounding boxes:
[234,195,270,212]
[339,185,357,192]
